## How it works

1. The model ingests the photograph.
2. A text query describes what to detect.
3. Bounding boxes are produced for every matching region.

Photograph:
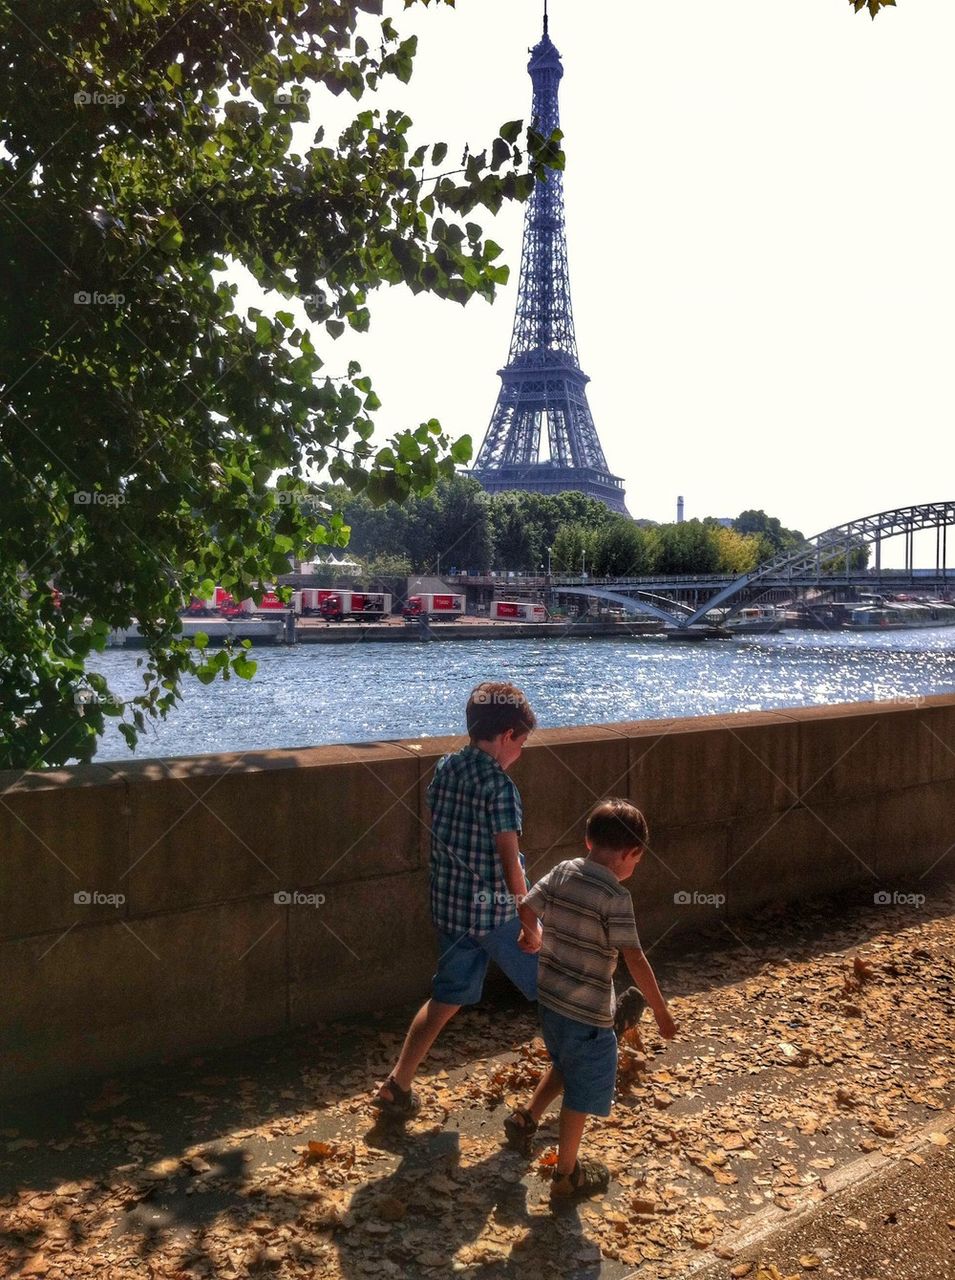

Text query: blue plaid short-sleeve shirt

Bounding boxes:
[427,745,524,936]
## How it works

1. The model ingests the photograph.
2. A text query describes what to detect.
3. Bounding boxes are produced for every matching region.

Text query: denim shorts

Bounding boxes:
[539,1004,618,1116]
[432,915,538,1005]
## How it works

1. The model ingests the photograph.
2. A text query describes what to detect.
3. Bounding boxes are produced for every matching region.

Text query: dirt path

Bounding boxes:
[2,877,953,1279]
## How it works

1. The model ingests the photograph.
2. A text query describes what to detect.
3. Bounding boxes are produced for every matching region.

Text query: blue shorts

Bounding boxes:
[432,915,538,1005]
[539,1004,618,1117]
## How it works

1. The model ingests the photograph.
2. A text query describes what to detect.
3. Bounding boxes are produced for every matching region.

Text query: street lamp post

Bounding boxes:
[547,546,553,577]
[581,549,587,579]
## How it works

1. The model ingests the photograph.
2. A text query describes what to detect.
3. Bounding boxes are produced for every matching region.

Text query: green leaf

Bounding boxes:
[450,435,472,463]
[156,212,183,254]
[491,137,510,171]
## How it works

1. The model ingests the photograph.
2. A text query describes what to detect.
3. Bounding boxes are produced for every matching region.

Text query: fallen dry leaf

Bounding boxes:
[853,955,875,982]
[630,1196,657,1214]
[305,1140,336,1162]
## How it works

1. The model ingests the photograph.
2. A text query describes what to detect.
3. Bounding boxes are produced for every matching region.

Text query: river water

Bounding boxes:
[88,629,955,763]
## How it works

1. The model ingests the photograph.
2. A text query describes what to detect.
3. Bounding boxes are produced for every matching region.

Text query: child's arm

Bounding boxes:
[496,831,542,952]
[495,830,530,899]
[620,946,677,1039]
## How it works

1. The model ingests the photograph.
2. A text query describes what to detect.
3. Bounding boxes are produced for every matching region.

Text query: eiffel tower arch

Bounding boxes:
[469,11,629,516]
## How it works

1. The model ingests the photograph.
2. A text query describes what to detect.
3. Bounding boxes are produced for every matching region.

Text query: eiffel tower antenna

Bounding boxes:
[469,12,628,514]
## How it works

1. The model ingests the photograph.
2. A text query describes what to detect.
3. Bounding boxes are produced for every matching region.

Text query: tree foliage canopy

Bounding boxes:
[336,478,791,580]
[0,0,561,768]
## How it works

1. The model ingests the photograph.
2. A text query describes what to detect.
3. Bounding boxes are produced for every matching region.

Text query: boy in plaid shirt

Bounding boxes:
[372,681,539,1119]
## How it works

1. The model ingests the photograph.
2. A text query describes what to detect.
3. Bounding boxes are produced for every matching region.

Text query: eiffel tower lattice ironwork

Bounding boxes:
[470,11,628,515]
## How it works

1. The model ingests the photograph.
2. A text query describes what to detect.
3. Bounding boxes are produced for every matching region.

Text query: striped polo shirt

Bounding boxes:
[523,858,641,1028]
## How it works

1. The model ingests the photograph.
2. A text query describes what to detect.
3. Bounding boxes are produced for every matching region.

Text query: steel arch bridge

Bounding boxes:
[558,502,955,629]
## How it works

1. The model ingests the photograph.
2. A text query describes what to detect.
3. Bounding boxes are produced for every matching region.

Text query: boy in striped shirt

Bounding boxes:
[514,798,677,1198]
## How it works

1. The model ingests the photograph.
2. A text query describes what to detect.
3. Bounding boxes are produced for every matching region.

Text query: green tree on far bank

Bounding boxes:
[734,509,805,561]
[590,519,654,577]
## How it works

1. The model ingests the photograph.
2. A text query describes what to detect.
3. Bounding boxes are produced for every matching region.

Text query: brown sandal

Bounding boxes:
[503,1106,538,1155]
[372,1075,421,1120]
[550,1157,611,1199]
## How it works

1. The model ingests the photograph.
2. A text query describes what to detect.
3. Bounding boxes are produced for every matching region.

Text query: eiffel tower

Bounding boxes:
[470,7,628,515]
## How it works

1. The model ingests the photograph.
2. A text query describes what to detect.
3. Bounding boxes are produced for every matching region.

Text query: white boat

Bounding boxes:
[726,605,784,635]
[846,602,955,631]
[108,617,287,647]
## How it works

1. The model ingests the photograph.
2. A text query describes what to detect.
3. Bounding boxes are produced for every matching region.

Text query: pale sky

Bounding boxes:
[243,0,955,568]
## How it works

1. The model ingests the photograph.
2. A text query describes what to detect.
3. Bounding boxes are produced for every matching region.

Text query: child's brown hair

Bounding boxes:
[586,797,648,851]
[466,681,537,742]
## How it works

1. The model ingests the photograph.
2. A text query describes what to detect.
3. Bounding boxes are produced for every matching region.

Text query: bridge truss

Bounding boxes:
[556,503,955,629]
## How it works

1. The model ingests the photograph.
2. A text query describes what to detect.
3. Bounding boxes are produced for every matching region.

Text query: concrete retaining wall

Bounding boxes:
[3,696,955,1099]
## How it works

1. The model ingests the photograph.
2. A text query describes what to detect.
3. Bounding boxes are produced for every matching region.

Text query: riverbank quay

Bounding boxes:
[2,881,953,1280]
[107,617,670,649]
[295,617,666,644]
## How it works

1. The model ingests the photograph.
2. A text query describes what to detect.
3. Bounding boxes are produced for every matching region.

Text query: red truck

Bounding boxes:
[213,587,251,618]
[295,589,336,616]
[403,593,465,620]
[319,591,392,622]
[490,600,547,623]
[250,589,288,613]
